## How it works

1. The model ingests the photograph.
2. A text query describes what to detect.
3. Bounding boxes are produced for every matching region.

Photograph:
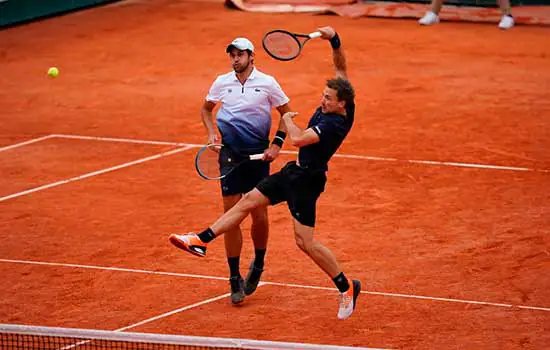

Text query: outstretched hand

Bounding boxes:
[317,26,336,40]
[282,111,299,120]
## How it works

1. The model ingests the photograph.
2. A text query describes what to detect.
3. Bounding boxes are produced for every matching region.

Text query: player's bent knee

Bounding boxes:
[242,189,269,207]
[294,224,317,254]
[294,234,314,253]
[239,192,257,209]
[295,238,308,253]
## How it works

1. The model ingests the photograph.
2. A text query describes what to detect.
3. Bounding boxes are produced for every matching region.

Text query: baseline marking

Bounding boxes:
[1,258,548,312]
[0,135,56,153]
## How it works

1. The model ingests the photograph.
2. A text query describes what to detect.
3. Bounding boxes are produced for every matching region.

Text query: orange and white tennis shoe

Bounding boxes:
[169,233,207,257]
[337,279,361,320]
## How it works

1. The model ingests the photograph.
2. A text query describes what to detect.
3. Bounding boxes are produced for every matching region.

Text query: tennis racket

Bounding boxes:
[262,30,322,61]
[195,144,264,180]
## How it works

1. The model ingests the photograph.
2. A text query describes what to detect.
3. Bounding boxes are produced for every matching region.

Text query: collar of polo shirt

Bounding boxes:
[233,67,257,81]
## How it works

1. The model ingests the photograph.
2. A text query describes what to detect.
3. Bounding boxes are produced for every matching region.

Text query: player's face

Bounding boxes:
[229,49,252,73]
[320,87,344,114]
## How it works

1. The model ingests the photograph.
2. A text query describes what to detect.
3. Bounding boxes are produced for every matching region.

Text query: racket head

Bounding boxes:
[262,30,303,61]
[194,144,248,180]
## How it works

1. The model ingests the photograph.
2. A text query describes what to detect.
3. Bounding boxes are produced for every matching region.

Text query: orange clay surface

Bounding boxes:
[0,1,549,349]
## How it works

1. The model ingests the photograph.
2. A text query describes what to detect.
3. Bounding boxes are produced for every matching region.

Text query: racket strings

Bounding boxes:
[196,146,223,179]
[263,32,301,60]
[195,145,241,180]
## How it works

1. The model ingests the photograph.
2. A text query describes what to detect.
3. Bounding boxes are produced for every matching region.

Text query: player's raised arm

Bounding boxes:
[317,26,347,80]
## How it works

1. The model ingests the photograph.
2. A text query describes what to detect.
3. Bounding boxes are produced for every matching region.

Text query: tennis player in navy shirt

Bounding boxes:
[170,26,361,320]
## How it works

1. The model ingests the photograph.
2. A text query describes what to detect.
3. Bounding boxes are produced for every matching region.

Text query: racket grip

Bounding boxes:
[249,154,264,160]
[309,31,322,39]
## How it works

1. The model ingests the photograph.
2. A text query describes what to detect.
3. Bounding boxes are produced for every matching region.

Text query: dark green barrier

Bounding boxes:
[387,0,549,5]
[0,0,119,28]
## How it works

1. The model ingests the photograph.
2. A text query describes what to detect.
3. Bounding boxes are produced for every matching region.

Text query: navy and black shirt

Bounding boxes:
[297,102,355,171]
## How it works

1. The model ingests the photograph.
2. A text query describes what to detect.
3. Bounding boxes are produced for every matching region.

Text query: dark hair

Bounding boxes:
[326,78,355,106]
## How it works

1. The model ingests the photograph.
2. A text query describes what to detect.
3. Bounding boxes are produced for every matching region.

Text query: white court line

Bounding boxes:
[265,281,550,312]
[331,154,550,173]
[0,135,56,152]
[51,133,203,148]
[53,133,550,173]
[0,258,228,281]
[114,292,232,332]
[0,146,192,202]
[1,258,548,313]
[60,292,231,350]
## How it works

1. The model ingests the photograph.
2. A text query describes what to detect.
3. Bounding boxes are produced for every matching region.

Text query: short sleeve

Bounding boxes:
[311,117,347,141]
[267,76,290,107]
[205,76,223,103]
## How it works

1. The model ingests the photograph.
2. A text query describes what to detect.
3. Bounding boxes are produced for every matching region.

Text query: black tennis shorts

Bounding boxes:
[256,161,327,227]
[221,159,270,196]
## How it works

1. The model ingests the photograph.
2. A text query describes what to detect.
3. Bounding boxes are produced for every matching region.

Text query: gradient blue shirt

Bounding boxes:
[206,68,289,153]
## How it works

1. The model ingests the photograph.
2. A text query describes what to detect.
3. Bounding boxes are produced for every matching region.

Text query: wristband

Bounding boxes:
[271,130,286,147]
[330,32,341,49]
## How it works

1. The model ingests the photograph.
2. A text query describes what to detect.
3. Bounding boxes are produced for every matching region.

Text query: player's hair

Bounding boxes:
[326,78,355,106]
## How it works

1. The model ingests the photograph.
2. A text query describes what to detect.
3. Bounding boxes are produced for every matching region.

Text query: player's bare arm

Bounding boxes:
[263,103,291,161]
[275,103,291,133]
[201,100,219,144]
[317,26,348,80]
[282,112,320,148]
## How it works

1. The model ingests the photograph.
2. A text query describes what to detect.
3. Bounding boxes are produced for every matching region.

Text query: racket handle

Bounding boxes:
[249,154,264,161]
[309,31,322,39]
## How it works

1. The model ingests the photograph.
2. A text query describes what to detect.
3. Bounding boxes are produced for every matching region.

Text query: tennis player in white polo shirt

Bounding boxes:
[199,37,291,305]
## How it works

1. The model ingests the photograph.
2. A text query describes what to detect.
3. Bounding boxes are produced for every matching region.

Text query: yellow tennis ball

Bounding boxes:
[47,67,59,77]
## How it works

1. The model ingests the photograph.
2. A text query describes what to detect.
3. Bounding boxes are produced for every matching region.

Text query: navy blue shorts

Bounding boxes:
[256,161,326,227]
[221,159,270,196]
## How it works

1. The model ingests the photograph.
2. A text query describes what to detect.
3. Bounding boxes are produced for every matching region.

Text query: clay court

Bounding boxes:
[1,0,549,348]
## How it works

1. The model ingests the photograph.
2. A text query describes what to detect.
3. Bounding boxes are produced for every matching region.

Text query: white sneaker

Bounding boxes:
[419,11,440,26]
[337,279,361,320]
[498,15,514,30]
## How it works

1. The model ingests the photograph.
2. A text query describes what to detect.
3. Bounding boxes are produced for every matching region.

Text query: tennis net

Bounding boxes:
[0,324,383,350]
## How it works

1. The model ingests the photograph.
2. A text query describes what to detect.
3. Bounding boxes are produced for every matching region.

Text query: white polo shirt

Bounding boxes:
[206,68,289,151]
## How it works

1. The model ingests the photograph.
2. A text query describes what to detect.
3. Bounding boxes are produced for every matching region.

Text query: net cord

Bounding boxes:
[0,324,385,350]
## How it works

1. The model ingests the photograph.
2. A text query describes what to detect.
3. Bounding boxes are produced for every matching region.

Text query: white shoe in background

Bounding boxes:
[498,15,514,30]
[419,11,440,26]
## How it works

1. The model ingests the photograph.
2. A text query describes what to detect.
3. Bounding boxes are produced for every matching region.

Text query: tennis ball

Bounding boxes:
[47,67,59,78]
